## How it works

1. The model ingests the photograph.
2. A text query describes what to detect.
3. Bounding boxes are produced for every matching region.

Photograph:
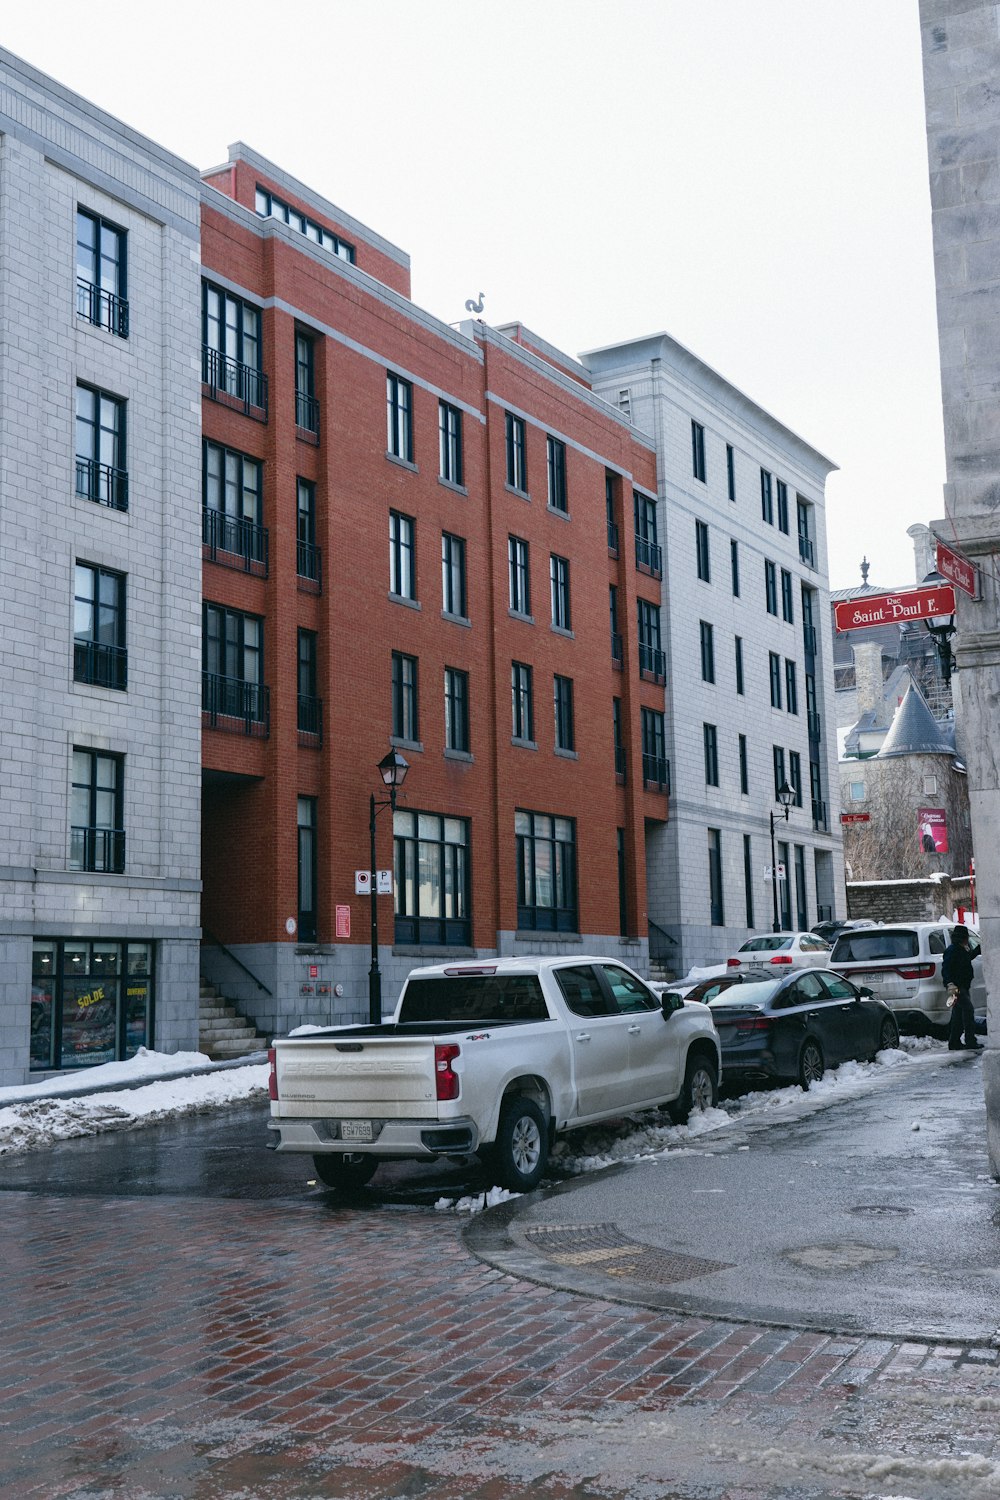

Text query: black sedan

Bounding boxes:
[707,966,900,1088]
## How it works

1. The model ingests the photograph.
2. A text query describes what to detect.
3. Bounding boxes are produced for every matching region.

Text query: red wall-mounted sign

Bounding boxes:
[834,584,956,633]
[840,813,871,823]
[935,539,978,599]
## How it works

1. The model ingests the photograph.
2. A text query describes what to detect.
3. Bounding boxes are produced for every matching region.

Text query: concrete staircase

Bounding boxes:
[199,980,267,1060]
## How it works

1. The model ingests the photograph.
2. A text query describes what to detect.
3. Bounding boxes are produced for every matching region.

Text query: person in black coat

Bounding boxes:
[942,925,983,1052]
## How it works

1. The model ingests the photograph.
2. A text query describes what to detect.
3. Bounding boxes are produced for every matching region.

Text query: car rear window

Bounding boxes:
[709,980,781,1008]
[830,930,919,962]
[398,975,550,1025]
[739,936,792,953]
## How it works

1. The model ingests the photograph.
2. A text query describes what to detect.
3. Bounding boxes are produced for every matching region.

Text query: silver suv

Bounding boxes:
[829,921,985,1036]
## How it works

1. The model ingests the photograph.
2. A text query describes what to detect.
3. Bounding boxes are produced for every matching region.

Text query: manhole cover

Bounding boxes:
[850,1204,914,1219]
[523,1222,732,1285]
[785,1241,899,1270]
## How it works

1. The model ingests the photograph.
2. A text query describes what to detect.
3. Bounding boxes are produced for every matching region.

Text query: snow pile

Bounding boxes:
[435,1185,519,1214]
[676,963,730,986]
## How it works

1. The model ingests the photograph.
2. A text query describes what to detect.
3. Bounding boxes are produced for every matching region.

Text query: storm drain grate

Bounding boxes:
[523,1222,732,1285]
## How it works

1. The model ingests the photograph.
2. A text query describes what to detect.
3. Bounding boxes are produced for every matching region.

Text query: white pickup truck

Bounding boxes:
[267,955,720,1192]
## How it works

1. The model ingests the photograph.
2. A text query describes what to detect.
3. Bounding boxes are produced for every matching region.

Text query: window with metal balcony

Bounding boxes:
[203,442,267,575]
[75,385,127,511]
[797,495,815,567]
[76,209,128,337]
[634,490,661,576]
[613,697,626,782]
[297,629,322,744]
[641,707,669,790]
[70,748,124,873]
[295,331,320,439]
[296,478,322,591]
[606,473,619,556]
[637,598,665,682]
[74,563,126,692]
[202,605,268,736]
[202,281,267,420]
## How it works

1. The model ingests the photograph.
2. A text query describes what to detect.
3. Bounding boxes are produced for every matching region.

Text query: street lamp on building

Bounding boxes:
[921,571,957,686]
[769,780,795,933]
[368,748,409,1025]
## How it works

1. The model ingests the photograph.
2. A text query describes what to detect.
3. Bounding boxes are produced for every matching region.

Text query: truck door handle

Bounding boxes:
[627,1024,642,1034]
[576,1032,591,1042]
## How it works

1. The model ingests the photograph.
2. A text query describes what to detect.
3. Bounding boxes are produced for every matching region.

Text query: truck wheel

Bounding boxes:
[668,1053,718,1124]
[490,1097,548,1191]
[312,1153,379,1190]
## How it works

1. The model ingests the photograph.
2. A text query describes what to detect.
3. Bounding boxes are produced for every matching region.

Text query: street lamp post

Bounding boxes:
[921,569,957,685]
[368,748,409,1025]
[769,780,795,933]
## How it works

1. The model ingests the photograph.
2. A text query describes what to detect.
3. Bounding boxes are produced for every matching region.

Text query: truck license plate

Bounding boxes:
[341,1120,373,1142]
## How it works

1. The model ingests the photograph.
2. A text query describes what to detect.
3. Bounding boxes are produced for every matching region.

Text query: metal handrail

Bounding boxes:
[635,535,663,577]
[76,278,129,337]
[75,457,128,511]
[202,345,268,420]
[74,639,127,691]
[202,927,272,997]
[202,507,268,575]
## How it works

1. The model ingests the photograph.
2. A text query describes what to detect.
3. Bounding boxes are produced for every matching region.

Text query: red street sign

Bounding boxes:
[834,584,956,632]
[841,813,871,823]
[935,539,978,599]
[335,904,351,939]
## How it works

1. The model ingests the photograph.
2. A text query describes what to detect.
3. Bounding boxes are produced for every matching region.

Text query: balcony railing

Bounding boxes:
[75,457,128,512]
[202,346,268,421]
[812,798,828,831]
[614,743,626,781]
[642,753,670,792]
[296,539,322,592]
[638,642,666,682]
[799,534,815,568]
[70,825,125,874]
[607,518,620,557]
[807,710,822,741]
[803,623,817,655]
[611,630,623,670]
[295,390,320,440]
[74,639,127,691]
[202,507,269,577]
[202,672,270,737]
[297,694,323,742]
[76,279,129,338]
[635,535,663,578]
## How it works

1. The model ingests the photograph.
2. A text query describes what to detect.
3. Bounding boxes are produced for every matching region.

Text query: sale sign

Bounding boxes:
[834,584,956,632]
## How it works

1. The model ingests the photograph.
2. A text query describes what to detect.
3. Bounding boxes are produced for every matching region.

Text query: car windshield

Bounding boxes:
[398,975,550,1024]
[830,930,920,962]
[709,980,782,1008]
[739,936,792,953]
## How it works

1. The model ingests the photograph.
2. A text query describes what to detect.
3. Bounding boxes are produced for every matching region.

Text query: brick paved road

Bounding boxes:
[3,1103,1000,1499]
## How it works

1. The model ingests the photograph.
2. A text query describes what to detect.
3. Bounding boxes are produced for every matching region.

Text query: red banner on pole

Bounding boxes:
[834,584,956,632]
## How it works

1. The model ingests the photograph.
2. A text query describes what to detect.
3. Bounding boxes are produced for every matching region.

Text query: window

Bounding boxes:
[610,585,622,666]
[923,774,938,796]
[735,635,745,695]
[76,209,127,336]
[634,490,661,575]
[811,758,826,828]
[439,401,463,485]
[797,495,815,567]
[70,748,124,873]
[506,411,526,491]
[387,373,413,462]
[75,384,127,510]
[203,605,266,731]
[391,651,419,742]
[806,672,820,739]
[781,568,794,623]
[554,675,575,752]
[441,532,467,618]
[31,939,152,1071]
[511,661,534,741]
[761,469,774,525]
[802,584,818,654]
[785,660,798,715]
[708,829,724,926]
[295,331,319,435]
[769,652,783,709]
[394,810,470,945]
[700,620,715,683]
[794,844,808,931]
[297,630,321,739]
[777,479,789,534]
[637,599,664,680]
[508,536,530,615]
[389,510,416,600]
[550,554,571,630]
[74,563,126,692]
[641,708,668,789]
[547,435,567,511]
[444,667,470,753]
[613,697,626,779]
[691,420,706,482]
[778,839,792,928]
[202,281,265,416]
[704,723,719,786]
[203,441,265,572]
[255,185,355,261]
[297,478,321,586]
[739,733,749,795]
[606,473,620,554]
[743,834,755,928]
[773,745,787,799]
[515,810,577,932]
[695,519,711,581]
[298,797,317,943]
[617,829,628,937]
[765,559,778,615]
[789,750,803,807]
[727,444,736,502]
[730,538,740,597]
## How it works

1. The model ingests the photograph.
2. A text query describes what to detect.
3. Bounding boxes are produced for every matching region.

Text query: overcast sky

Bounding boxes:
[4,0,942,591]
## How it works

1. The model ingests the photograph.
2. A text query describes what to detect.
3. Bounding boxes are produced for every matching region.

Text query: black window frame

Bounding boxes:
[695,518,711,581]
[394,808,470,946]
[769,651,783,709]
[708,828,724,927]
[202,439,267,574]
[726,443,736,501]
[201,280,266,418]
[202,603,267,732]
[297,628,322,739]
[691,419,707,482]
[735,635,745,696]
[637,597,665,681]
[505,411,527,492]
[704,723,719,787]
[444,666,470,753]
[515,809,578,933]
[297,796,318,943]
[547,434,568,512]
[743,833,755,927]
[777,479,789,534]
[75,383,127,511]
[389,509,416,601]
[634,490,661,575]
[761,468,774,525]
[785,659,798,715]
[508,535,530,615]
[30,938,153,1072]
[738,732,749,795]
[511,660,534,742]
[789,749,803,807]
[550,553,571,630]
[387,372,414,463]
[781,568,794,623]
[553,674,575,752]
[439,400,464,485]
[296,477,321,587]
[730,537,740,596]
[70,747,124,874]
[765,559,778,615]
[773,744,787,800]
[295,330,319,436]
[441,531,468,619]
[700,620,715,683]
[391,650,419,743]
[74,561,127,692]
[641,707,668,790]
[75,207,128,337]
[255,185,356,262]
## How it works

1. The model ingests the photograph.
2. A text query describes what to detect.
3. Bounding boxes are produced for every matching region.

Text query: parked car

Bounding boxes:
[656,974,747,1006]
[708,968,900,1087]
[828,921,986,1036]
[811,918,875,944]
[726,931,832,974]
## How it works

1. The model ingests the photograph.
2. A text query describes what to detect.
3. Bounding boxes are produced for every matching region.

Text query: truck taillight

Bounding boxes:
[268,1047,278,1101]
[435,1043,460,1101]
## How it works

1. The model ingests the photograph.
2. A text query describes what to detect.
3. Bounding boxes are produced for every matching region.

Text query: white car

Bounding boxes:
[726,931,832,974]
[829,921,986,1036]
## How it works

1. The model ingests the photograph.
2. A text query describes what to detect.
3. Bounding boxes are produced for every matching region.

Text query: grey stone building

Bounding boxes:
[0,51,203,1086]
[920,0,1000,1172]
[584,333,844,974]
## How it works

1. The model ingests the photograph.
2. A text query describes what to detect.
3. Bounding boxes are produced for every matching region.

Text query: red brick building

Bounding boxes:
[198,145,663,1029]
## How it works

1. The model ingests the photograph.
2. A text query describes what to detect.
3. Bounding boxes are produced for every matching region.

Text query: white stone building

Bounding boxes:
[584,334,844,973]
[0,51,203,1086]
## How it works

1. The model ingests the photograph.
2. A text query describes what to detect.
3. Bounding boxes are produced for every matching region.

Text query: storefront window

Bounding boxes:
[30,939,154,1070]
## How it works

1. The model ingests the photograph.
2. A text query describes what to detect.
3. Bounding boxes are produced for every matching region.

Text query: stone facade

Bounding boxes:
[847,876,976,925]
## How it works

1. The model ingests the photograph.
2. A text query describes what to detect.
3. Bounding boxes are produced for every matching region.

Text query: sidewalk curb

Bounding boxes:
[0,1052,269,1109]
